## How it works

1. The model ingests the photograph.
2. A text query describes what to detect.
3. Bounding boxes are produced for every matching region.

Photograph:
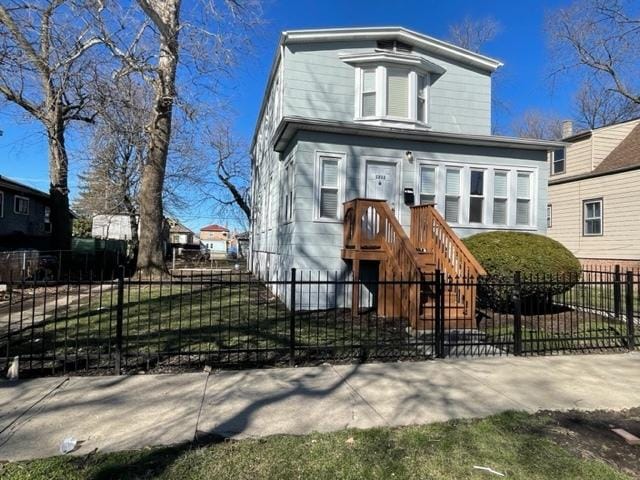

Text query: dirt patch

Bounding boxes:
[542,408,640,478]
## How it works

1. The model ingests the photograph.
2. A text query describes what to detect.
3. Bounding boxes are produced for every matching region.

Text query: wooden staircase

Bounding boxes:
[342,199,486,330]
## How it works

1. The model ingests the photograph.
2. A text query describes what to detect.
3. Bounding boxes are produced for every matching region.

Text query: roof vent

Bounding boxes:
[376,39,412,53]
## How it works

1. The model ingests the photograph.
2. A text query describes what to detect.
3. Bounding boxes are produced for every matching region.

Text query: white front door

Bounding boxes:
[366,161,397,211]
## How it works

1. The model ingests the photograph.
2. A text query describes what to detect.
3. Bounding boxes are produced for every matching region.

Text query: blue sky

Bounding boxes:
[0,0,574,232]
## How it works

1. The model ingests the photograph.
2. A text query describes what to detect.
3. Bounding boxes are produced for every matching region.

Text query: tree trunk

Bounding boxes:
[47,112,72,251]
[135,0,181,276]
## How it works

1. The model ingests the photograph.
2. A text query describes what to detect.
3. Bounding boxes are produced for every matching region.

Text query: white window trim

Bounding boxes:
[468,168,486,224]
[551,148,565,175]
[583,198,603,236]
[515,171,533,227]
[492,170,510,226]
[313,150,347,223]
[415,162,437,205]
[354,65,430,126]
[14,195,29,215]
[413,157,539,230]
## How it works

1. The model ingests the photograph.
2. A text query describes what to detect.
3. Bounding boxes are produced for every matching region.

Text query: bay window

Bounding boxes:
[386,68,409,118]
[361,68,377,117]
[417,74,428,123]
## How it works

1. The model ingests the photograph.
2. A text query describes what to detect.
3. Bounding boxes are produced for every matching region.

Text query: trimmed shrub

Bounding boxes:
[463,231,581,311]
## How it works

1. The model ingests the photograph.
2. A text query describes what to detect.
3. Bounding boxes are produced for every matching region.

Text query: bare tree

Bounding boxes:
[447,16,501,53]
[205,124,251,222]
[95,0,262,275]
[547,0,640,105]
[0,1,103,249]
[573,80,640,130]
[74,77,146,256]
[512,110,564,140]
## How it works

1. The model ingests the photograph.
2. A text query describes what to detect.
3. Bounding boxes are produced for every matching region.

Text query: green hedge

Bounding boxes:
[463,231,581,311]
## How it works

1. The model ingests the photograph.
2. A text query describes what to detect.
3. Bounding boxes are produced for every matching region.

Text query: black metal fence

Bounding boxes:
[0,266,638,377]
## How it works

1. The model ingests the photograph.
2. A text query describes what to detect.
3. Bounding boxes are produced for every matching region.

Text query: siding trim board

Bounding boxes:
[549,164,640,185]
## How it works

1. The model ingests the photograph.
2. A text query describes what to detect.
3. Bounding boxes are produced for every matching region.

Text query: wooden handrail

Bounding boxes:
[410,204,486,277]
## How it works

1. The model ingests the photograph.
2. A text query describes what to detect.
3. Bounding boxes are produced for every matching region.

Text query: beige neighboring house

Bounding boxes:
[547,117,640,269]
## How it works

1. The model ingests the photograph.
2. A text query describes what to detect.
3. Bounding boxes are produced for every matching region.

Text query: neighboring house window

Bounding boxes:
[387,67,409,118]
[44,206,51,233]
[492,171,508,225]
[583,199,603,236]
[444,168,460,223]
[469,170,484,223]
[0,191,4,218]
[419,166,436,204]
[14,195,29,215]
[515,172,531,226]
[547,204,552,228]
[551,149,565,175]
[361,68,377,117]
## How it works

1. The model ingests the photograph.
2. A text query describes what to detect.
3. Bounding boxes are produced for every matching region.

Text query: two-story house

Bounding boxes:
[0,175,53,250]
[547,118,640,269]
[200,224,229,258]
[250,27,562,322]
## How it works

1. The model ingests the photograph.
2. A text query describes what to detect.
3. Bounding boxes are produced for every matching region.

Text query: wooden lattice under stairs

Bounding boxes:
[342,199,486,331]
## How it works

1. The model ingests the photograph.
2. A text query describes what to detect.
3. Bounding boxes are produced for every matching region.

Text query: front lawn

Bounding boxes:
[1,409,635,479]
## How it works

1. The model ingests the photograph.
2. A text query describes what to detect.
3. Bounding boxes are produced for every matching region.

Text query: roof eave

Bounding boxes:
[273,117,566,153]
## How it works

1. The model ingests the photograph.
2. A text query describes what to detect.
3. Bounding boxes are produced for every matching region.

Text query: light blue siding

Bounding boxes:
[283,40,492,135]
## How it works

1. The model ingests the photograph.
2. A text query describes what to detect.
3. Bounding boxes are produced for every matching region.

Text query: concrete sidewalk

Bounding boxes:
[1,352,639,461]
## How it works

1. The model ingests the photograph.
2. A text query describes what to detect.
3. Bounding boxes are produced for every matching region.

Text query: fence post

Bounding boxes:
[434,270,445,359]
[289,268,297,366]
[614,265,622,319]
[114,265,125,375]
[513,271,523,356]
[625,270,635,351]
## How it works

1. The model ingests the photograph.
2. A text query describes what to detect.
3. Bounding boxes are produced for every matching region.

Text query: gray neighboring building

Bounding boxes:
[91,214,136,241]
[250,27,562,306]
[0,175,52,250]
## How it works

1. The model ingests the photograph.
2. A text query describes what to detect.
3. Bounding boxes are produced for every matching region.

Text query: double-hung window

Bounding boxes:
[493,171,508,225]
[444,168,461,223]
[417,74,428,123]
[469,170,484,223]
[361,68,377,117]
[419,166,436,204]
[516,172,531,226]
[386,68,409,118]
[547,204,552,228]
[14,195,29,215]
[583,199,603,235]
[317,155,342,220]
[551,149,565,175]
[44,206,51,233]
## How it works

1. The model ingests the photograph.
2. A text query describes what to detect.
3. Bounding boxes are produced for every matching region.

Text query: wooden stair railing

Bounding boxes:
[410,204,486,317]
[343,199,431,321]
